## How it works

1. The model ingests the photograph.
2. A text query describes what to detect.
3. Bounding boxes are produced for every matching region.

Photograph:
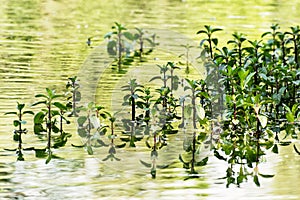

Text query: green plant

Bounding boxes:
[102,111,125,161]
[140,126,169,178]
[133,28,157,60]
[104,22,135,71]
[76,102,108,155]
[52,102,71,148]
[66,76,81,117]
[197,25,222,59]
[32,88,64,163]
[4,102,34,161]
[179,44,193,74]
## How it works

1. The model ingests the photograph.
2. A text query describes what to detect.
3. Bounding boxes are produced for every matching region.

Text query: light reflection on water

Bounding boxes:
[1,0,300,199]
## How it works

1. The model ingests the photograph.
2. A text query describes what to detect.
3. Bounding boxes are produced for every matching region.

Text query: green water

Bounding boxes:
[1,0,300,199]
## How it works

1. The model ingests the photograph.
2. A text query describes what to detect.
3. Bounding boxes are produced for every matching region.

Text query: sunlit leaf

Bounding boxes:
[34,112,45,124]
[258,115,268,128]
[198,106,205,120]
[286,112,295,123]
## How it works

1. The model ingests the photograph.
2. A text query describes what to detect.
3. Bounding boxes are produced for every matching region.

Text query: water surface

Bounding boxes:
[1,0,300,199]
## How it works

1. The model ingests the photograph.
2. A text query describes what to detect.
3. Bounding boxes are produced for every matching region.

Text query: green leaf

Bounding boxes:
[258,173,275,178]
[107,40,117,55]
[13,120,20,127]
[238,68,249,81]
[104,31,113,39]
[286,112,295,123]
[212,38,218,46]
[34,112,45,124]
[196,30,207,35]
[115,143,126,148]
[244,72,255,88]
[279,141,292,146]
[86,145,93,155]
[52,94,64,99]
[23,111,34,115]
[35,148,47,158]
[198,106,205,120]
[13,133,20,141]
[272,144,278,154]
[17,103,25,111]
[211,28,223,33]
[45,151,52,164]
[214,150,227,161]
[258,115,268,128]
[35,94,48,99]
[32,100,47,106]
[109,146,116,154]
[4,111,17,115]
[78,128,87,137]
[293,144,300,155]
[77,116,87,126]
[34,124,45,134]
[46,88,53,97]
[253,175,260,187]
[53,102,68,111]
[140,160,152,168]
[179,154,189,165]
[195,157,208,166]
[123,31,134,40]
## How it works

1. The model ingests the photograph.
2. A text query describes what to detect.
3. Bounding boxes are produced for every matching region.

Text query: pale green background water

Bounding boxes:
[0,0,300,199]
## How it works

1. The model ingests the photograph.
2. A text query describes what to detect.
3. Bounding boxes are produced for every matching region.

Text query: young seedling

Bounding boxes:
[66,76,81,117]
[197,25,222,59]
[5,102,34,161]
[133,28,157,60]
[32,88,64,163]
[140,127,169,178]
[52,102,71,148]
[76,102,108,155]
[104,22,135,71]
[102,111,125,161]
[179,44,193,74]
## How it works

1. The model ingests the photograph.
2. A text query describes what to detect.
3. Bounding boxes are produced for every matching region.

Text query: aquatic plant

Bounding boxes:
[197,25,222,59]
[66,76,81,117]
[32,88,65,163]
[76,102,108,155]
[140,125,169,178]
[4,102,34,161]
[102,111,125,161]
[179,44,193,74]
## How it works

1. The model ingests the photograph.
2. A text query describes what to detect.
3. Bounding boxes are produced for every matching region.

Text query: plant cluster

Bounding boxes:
[4,23,300,188]
[198,24,300,187]
[4,76,80,163]
[89,22,157,71]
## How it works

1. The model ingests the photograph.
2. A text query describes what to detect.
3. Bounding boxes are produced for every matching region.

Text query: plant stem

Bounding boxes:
[47,105,52,150]
[118,32,122,71]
